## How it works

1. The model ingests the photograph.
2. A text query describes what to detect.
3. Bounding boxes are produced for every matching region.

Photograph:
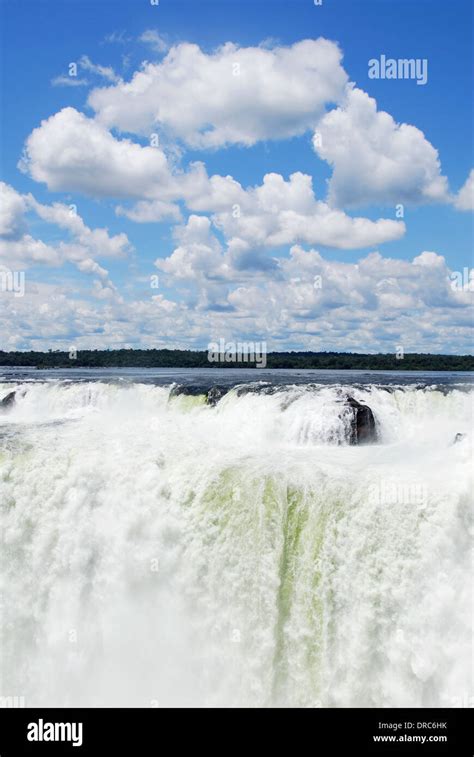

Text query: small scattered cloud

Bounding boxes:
[51,75,89,88]
[139,29,169,54]
[79,55,119,83]
[103,30,132,45]
[0,181,131,273]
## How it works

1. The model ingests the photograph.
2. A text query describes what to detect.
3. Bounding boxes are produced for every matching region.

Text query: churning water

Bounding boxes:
[0,369,472,707]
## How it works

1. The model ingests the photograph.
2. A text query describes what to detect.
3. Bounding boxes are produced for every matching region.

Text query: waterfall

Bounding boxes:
[1,380,472,707]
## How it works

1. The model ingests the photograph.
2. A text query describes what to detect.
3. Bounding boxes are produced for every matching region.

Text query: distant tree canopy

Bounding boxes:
[0,349,473,371]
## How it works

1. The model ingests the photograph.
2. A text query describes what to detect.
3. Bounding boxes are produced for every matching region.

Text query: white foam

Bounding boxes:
[0,381,472,706]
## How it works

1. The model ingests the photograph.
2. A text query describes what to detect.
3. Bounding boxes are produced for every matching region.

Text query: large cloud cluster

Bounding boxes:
[1,245,472,354]
[2,35,471,352]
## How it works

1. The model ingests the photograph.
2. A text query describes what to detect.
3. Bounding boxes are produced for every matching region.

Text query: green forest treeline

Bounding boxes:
[0,350,473,371]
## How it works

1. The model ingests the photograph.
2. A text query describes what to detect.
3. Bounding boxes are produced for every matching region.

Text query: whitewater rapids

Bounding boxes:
[0,379,472,708]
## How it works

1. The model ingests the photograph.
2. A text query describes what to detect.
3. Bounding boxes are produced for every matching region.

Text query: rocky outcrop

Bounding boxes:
[206,387,228,406]
[0,391,16,411]
[170,384,229,406]
[170,384,208,399]
[234,383,275,397]
[453,432,466,445]
[345,396,377,445]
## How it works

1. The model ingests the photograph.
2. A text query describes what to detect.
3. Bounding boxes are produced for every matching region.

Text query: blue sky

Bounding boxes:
[0,0,472,353]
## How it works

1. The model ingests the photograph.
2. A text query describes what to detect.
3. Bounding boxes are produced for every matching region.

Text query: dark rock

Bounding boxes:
[169,384,229,406]
[169,384,208,399]
[206,387,228,406]
[453,432,466,444]
[234,383,275,397]
[0,391,16,411]
[346,396,377,445]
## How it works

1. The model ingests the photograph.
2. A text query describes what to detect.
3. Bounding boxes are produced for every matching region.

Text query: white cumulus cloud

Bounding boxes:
[313,86,449,208]
[88,38,348,147]
[211,172,405,251]
[0,182,131,279]
[19,107,173,198]
[453,169,474,211]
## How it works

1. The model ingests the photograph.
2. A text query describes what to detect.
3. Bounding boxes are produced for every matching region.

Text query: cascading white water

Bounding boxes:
[0,380,472,708]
